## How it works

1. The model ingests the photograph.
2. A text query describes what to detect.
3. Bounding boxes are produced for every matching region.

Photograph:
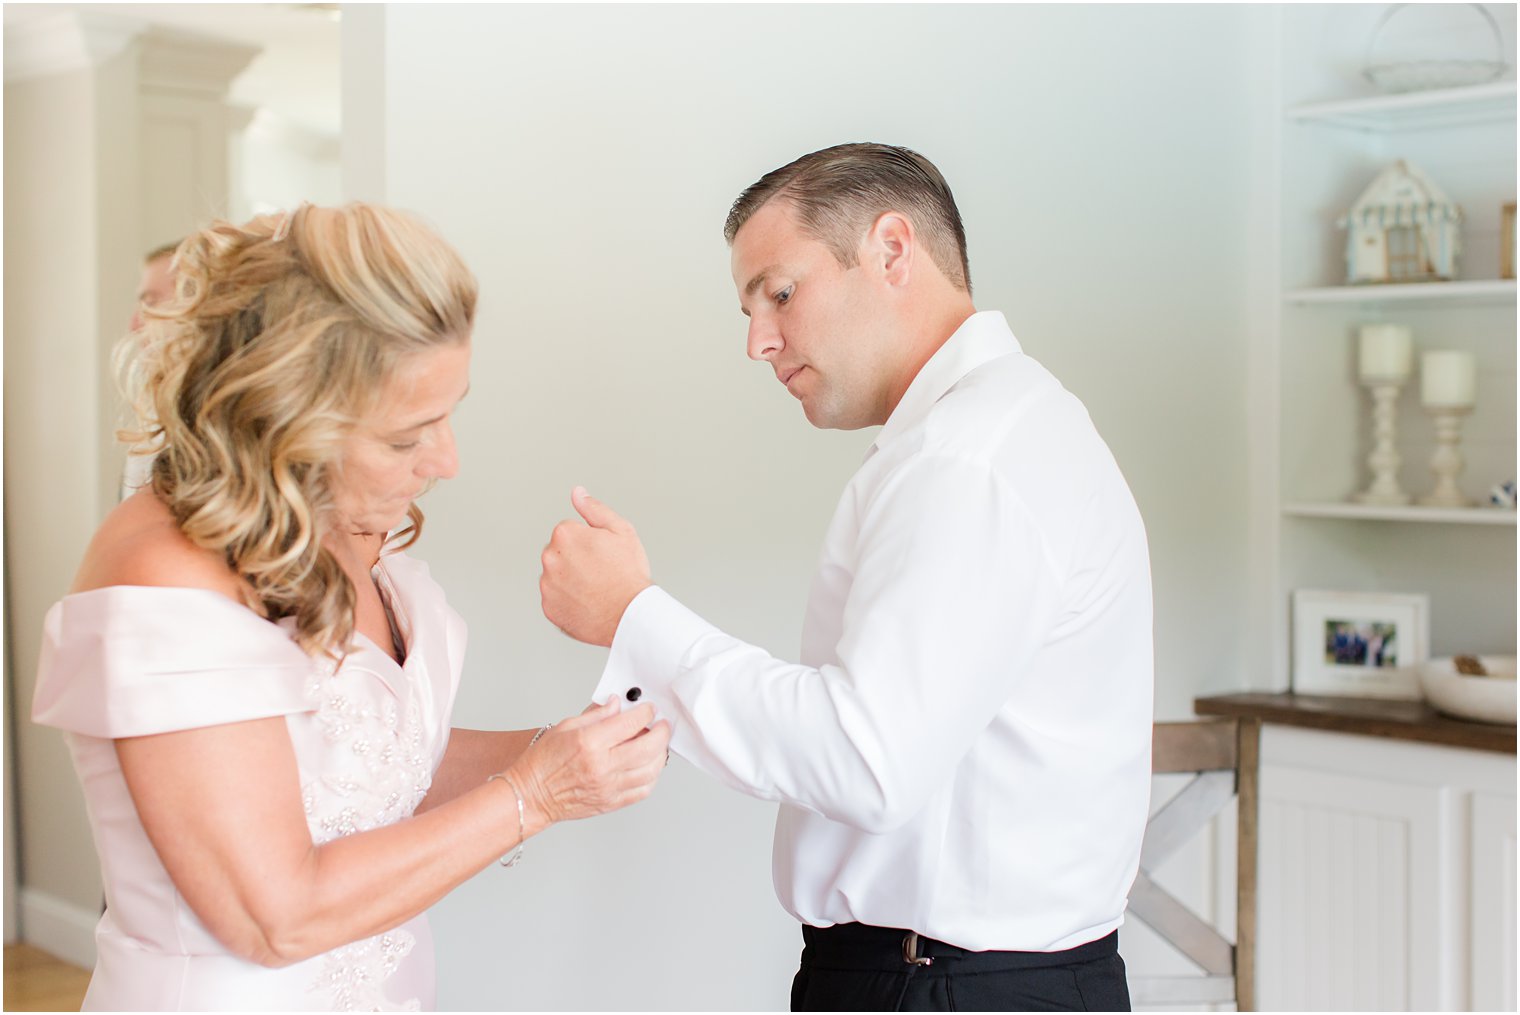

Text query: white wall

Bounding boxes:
[357,5,1267,1009]
[1274,4,1518,678]
[230,107,341,224]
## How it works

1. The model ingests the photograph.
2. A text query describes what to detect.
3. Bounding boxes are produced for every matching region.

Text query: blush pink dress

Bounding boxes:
[32,552,465,1011]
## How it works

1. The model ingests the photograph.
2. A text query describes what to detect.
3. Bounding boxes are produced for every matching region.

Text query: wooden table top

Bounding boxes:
[1194,692,1516,755]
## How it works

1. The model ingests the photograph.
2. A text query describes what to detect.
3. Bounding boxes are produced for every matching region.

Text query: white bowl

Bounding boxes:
[1417,656,1517,726]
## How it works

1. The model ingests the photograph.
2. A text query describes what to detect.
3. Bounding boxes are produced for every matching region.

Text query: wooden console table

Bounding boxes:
[1194,692,1515,755]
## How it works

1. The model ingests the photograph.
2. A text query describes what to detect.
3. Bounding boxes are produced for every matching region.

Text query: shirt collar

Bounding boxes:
[870,310,1022,455]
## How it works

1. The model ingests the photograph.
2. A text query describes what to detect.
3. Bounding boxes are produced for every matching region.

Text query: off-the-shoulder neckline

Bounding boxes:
[54,562,411,670]
[59,584,250,604]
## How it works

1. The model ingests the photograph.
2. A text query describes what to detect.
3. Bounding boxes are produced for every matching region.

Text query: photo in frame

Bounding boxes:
[1292,589,1429,699]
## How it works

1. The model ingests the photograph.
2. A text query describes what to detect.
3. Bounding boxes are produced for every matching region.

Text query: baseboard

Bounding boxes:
[19,886,96,969]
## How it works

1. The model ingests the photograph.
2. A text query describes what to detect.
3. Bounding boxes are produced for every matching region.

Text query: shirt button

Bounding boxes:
[626,687,643,702]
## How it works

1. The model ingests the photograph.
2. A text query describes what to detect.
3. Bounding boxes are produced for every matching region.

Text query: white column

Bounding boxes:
[136,27,260,249]
[4,11,141,960]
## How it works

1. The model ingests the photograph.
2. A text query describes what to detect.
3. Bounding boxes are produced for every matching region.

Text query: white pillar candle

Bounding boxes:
[1421,351,1477,408]
[1358,324,1413,380]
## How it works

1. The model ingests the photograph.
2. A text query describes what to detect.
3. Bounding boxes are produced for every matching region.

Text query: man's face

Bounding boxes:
[731,201,894,430]
[129,255,176,332]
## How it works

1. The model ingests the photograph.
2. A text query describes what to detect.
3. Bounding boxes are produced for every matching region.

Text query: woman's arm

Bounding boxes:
[415,727,539,815]
[116,700,668,968]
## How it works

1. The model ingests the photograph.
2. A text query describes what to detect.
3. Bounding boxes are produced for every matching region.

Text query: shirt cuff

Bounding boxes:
[593,585,720,734]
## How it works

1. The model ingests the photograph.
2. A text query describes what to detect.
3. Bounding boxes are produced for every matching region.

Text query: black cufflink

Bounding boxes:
[626,687,643,702]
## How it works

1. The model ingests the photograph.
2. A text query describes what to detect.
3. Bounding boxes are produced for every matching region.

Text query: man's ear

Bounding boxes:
[865,212,915,288]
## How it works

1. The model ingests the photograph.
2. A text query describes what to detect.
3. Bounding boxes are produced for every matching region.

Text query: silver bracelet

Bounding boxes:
[528,722,553,749]
[486,772,527,868]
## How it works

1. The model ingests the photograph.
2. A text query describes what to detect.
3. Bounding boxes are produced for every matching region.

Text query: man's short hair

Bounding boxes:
[723,142,971,295]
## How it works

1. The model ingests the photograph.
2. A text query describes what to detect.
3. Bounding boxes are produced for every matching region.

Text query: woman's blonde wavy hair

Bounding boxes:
[118,203,477,658]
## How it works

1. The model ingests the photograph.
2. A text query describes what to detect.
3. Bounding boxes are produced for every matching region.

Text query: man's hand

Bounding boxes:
[540,487,652,647]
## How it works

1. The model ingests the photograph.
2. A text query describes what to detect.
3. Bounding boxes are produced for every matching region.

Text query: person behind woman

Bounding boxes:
[121,238,181,500]
[32,203,670,1011]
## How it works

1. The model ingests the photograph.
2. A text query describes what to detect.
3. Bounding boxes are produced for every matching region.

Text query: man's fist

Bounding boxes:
[539,487,652,647]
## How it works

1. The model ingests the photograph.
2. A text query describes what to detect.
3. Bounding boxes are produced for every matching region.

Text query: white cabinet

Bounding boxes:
[1470,791,1518,1011]
[1265,6,1518,690]
[1256,725,1516,1011]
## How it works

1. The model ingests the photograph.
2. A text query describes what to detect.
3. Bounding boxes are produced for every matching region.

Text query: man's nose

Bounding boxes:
[746,317,782,362]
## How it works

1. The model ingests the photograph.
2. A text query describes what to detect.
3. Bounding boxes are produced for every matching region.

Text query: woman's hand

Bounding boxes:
[512,699,671,824]
[116,700,671,968]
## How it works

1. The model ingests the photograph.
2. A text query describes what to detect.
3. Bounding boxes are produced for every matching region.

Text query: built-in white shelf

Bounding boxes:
[1284,279,1518,307]
[1287,80,1518,132]
[1284,502,1518,525]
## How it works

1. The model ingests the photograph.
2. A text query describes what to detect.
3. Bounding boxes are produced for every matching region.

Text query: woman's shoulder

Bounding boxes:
[37,493,318,739]
[71,489,247,604]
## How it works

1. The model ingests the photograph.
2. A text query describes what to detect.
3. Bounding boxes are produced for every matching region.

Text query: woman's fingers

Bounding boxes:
[579,702,657,748]
[512,705,667,825]
[612,720,670,774]
[556,697,620,731]
[554,699,652,739]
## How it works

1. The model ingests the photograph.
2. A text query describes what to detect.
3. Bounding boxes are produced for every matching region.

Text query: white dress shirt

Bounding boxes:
[595,310,1153,952]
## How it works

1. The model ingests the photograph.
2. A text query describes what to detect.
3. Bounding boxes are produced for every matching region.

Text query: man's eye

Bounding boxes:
[775,285,794,305]
[389,441,420,452]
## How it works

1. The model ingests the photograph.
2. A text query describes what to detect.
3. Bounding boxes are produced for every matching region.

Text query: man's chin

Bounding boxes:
[800,395,833,429]
[802,399,872,432]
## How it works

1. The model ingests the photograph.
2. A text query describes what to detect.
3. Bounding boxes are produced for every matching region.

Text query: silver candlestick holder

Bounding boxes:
[1418,406,1473,508]
[1353,379,1411,506]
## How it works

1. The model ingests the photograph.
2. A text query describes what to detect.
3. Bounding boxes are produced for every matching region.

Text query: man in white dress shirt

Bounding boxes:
[540,142,1153,1011]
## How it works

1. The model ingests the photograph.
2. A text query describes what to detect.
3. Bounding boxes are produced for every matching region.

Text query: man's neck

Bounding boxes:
[880,300,978,423]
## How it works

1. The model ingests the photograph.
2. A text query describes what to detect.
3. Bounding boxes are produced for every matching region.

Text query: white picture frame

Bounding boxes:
[1291,589,1429,700]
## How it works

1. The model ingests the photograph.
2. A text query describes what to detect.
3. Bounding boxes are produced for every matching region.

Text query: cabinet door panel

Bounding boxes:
[1471,791,1517,1011]
[1259,765,1453,1011]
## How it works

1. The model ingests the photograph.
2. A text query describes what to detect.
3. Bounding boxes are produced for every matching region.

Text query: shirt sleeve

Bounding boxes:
[595,452,1062,834]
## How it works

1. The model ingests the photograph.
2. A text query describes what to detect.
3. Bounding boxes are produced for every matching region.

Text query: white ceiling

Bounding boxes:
[3,2,341,137]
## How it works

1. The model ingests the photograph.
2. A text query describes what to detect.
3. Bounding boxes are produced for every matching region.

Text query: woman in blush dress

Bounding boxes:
[31,203,670,1011]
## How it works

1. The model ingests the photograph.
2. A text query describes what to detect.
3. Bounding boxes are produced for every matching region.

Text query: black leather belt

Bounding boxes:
[801,923,1119,973]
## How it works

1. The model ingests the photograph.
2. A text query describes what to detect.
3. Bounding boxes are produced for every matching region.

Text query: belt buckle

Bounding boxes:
[901,931,933,967]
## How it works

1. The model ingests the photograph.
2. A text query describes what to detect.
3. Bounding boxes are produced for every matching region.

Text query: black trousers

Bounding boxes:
[791,923,1131,1012]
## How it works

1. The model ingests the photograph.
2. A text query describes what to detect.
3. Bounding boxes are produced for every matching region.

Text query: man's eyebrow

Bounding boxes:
[743,265,782,298]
